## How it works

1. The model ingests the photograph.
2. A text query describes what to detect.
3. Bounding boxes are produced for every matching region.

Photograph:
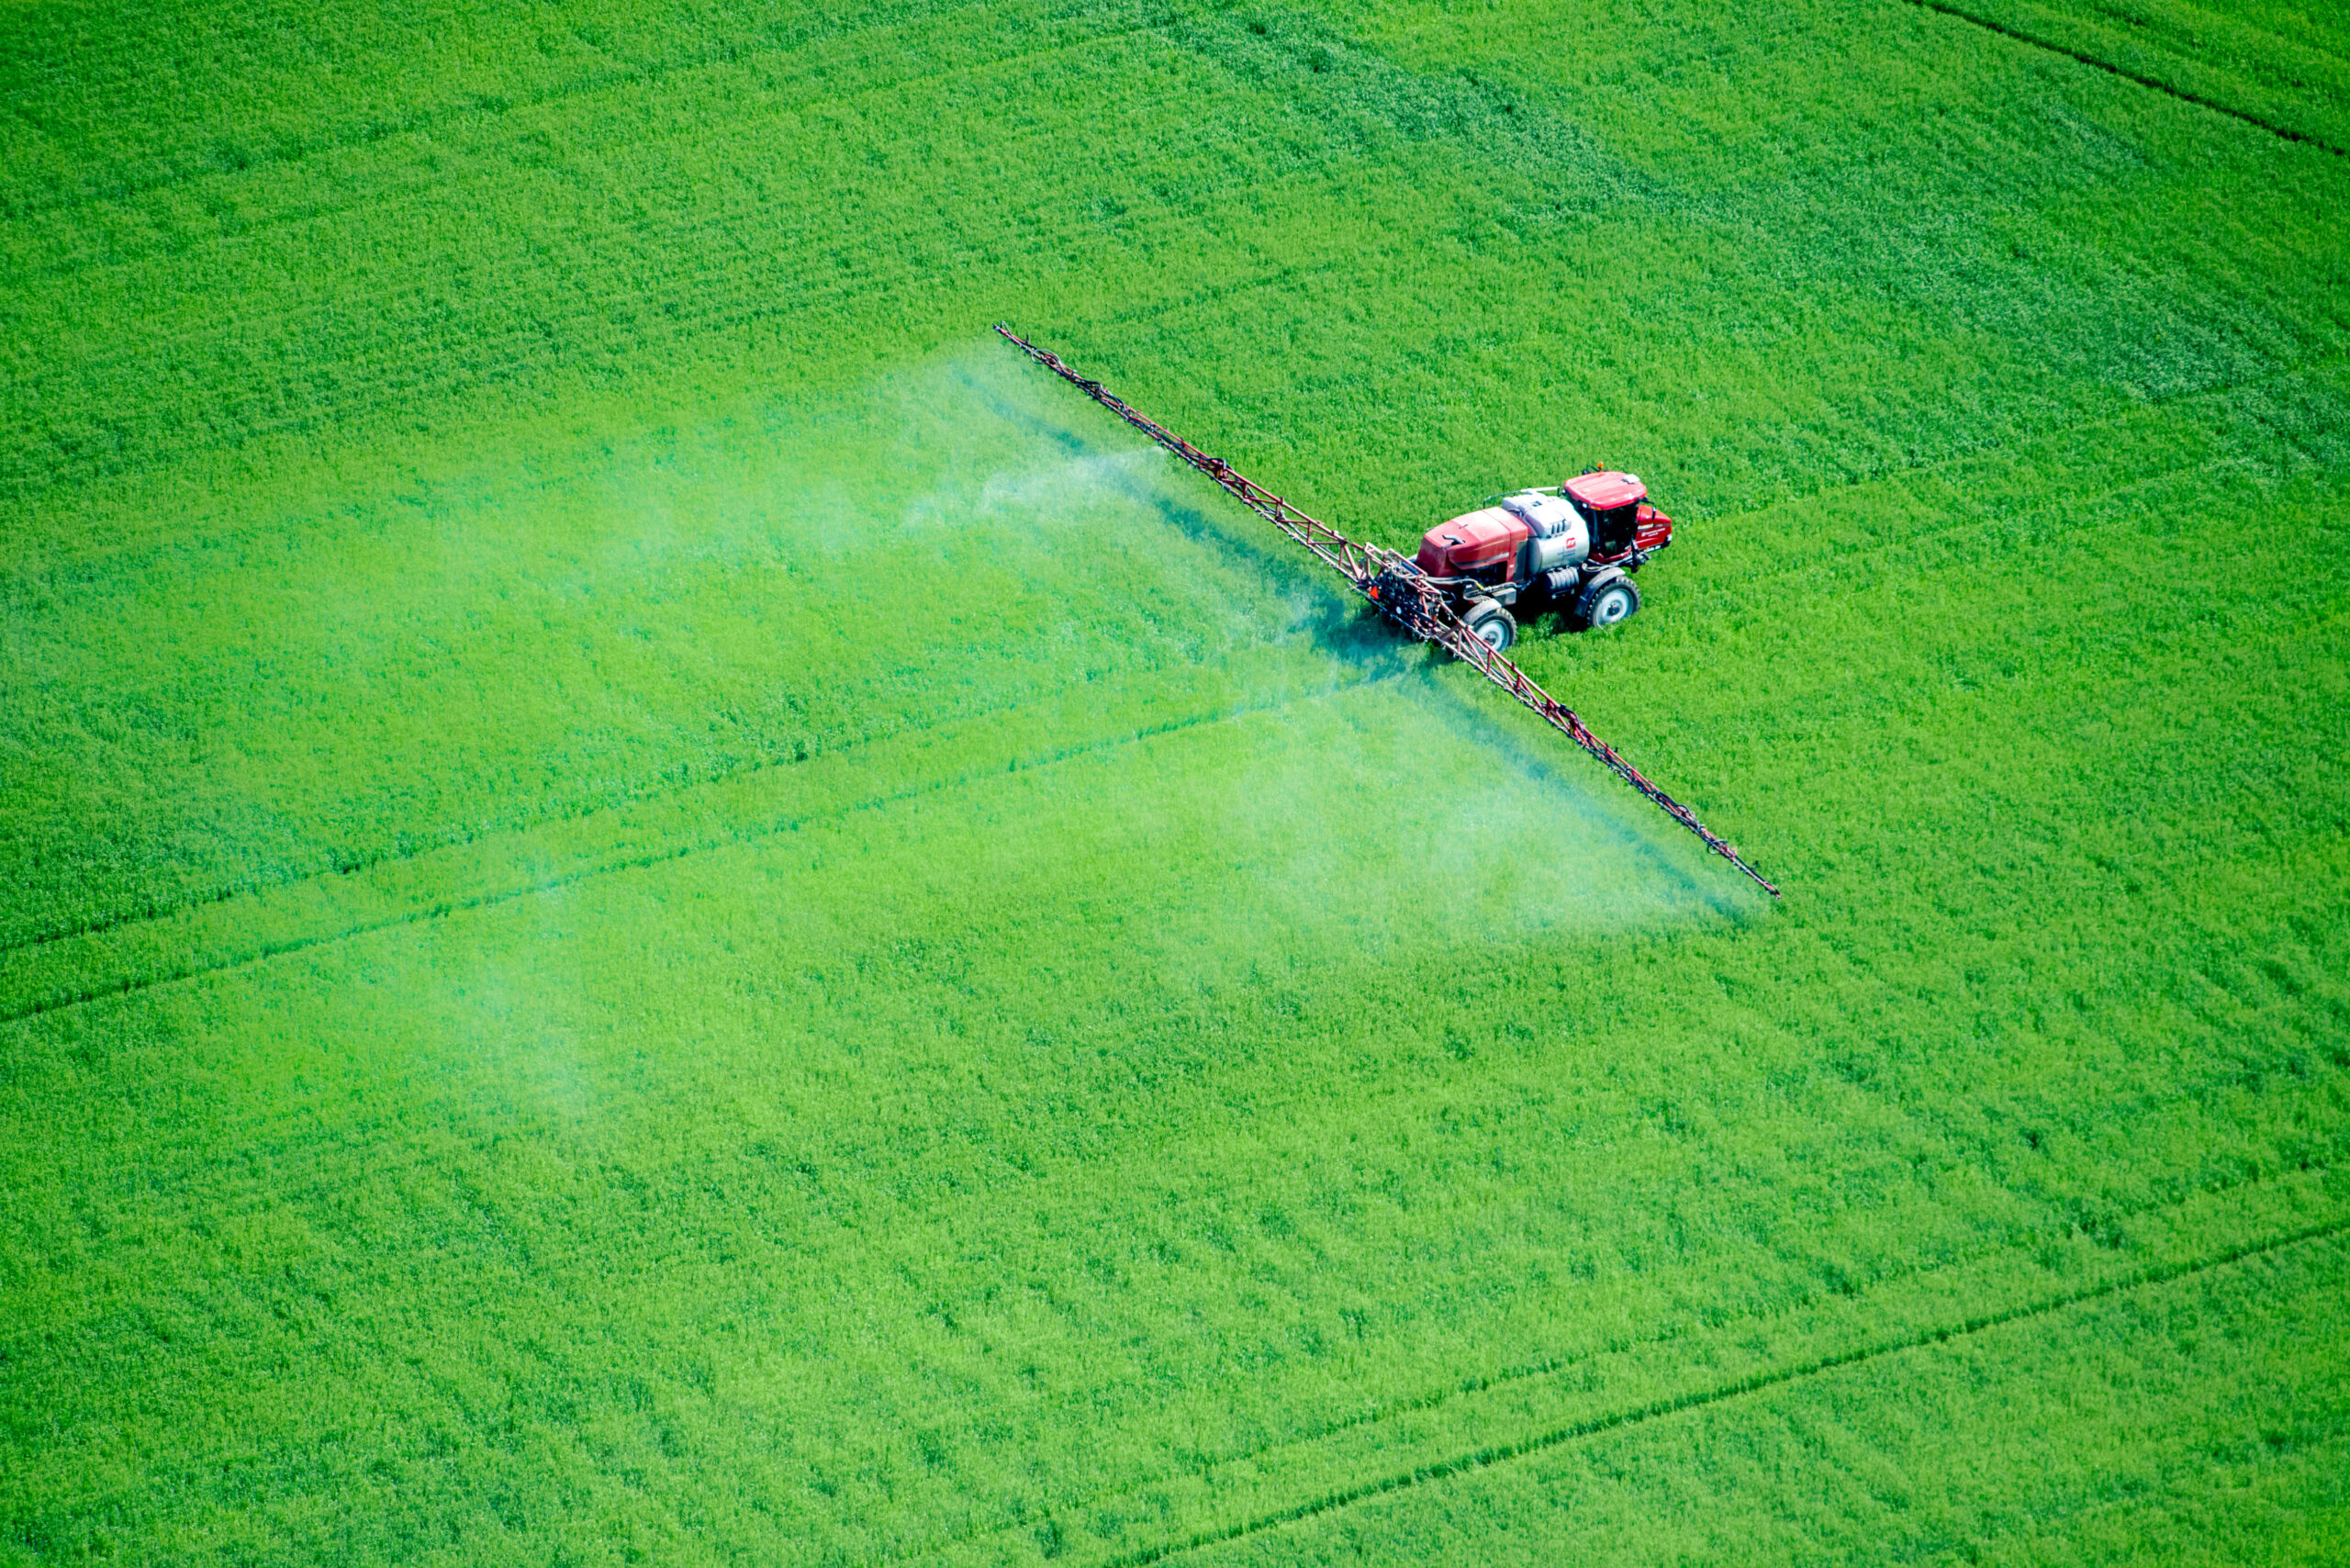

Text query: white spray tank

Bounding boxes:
[1501,490,1590,590]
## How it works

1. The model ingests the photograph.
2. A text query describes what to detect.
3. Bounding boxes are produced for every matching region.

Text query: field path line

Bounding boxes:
[907,1159,2349,1566]
[2,714,969,959]
[0,650,1402,1028]
[1689,430,2346,633]
[4,6,1178,290]
[1117,1214,2350,1566]
[0,636,1314,961]
[1695,354,2345,543]
[1892,0,2347,157]
[0,0,1166,229]
[925,1130,2350,1556]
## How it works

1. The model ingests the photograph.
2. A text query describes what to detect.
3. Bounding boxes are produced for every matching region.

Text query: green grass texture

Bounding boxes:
[3,0,2347,1562]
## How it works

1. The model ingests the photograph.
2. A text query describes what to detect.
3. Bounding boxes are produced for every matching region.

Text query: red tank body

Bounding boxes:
[1416,506,1527,581]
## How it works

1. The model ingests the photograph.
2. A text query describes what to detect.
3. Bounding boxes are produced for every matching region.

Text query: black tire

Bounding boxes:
[1573,576,1640,631]
[1461,599,1517,653]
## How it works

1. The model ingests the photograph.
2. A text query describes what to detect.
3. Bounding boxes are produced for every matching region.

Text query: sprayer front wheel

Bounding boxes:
[1575,577,1640,631]
[1462,600,1517,653]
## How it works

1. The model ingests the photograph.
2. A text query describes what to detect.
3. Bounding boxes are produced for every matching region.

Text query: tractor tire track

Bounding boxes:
[0,0,1161,228]
[1894,0,2347,158]
[1687,354,2344,587]
[0,10,1178,290]
[0,653,1229,958]
[0,669,1399,1029]
[1102,1214,2350,1566]
[0,16,1197,504]
[1691,351,2346,543]
[1119,280,2341,566]
[904,1135,2350,1564]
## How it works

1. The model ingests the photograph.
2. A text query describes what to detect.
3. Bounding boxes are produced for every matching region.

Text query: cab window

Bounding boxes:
[1593,503,1638,555]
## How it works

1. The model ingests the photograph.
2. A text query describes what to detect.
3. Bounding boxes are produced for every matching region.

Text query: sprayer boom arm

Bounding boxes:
[994,324,1778,898]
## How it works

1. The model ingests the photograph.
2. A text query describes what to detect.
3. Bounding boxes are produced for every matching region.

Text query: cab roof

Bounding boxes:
[1564,471,1646,511]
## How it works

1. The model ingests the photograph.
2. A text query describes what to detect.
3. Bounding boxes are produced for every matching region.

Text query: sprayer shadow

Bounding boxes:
[950,361,1411,671]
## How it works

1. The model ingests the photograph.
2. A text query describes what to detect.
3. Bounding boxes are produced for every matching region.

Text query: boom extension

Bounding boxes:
[994,324,1780,899]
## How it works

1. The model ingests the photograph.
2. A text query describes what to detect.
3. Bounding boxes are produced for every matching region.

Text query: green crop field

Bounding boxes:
[5,0,2348,1561]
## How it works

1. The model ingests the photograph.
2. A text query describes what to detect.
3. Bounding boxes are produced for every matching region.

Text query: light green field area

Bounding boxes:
[4,0,2348,1562]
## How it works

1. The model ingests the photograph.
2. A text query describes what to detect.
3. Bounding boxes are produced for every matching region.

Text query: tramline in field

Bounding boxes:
[995,325,1779,898]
